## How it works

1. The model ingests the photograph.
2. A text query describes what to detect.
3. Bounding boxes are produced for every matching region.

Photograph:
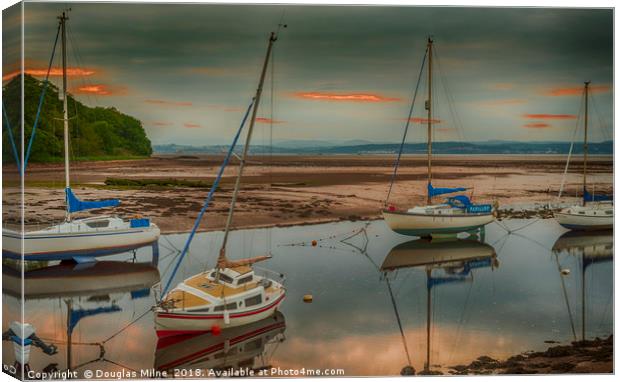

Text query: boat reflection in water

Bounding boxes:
[2,256,160,376]
[380,237,498,375]
[154,311,286,376]
[551,230,612,342]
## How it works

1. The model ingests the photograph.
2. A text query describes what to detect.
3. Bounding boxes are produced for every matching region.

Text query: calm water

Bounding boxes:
[2,219,613,377]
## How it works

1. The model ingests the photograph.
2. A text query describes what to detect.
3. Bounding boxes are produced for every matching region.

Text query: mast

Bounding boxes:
[217,32,277,268]
[426,37,433,205]
[582,81,590,207]
[59,11,71,220]
[424,268,431,373]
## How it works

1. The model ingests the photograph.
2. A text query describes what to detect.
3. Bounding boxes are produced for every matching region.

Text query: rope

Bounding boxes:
[558,91,585,201]
[493,217,541,234]
[2,100,20,170]
[384,48,428,206]
[161,98,255,295]
[386,277,412,367]
[23,22,62,172]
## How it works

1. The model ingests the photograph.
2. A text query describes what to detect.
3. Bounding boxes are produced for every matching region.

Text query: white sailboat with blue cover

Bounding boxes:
[553,82,613,231]
[2,11,159,261]
[382,38,495,237]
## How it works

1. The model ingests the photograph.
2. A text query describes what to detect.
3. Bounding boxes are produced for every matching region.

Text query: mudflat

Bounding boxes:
[3,154,613,234]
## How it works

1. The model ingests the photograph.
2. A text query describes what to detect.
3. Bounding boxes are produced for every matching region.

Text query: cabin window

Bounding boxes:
[245,294,262,307]
[237,275,253,285]
[578,211,585,215]
[214,302,238,311]
[605,210,612,215]
[219,274,234,284]
[86,220,110,228]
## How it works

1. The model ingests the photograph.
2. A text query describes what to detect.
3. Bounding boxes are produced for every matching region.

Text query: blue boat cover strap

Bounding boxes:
[428,183,468,198]
[66,187,120,213]
[584,188,612,202]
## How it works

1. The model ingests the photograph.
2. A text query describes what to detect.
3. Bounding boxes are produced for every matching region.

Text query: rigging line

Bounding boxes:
[385,48,428,205]
[558,91,585,201]
[385,276,413,367]
[590,93,612,142]
[447,273,475,365]
[433,45,465,142]
[554,251,577,341]
[23,22,62,172]
[2,100,20,171]
[100,307,152,344]
[161,98,256,296]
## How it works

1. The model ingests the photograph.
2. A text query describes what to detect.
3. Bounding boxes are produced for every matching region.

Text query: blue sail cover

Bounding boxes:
[428,183,467,198]
[66,187,120,213]
[584,188,612,203]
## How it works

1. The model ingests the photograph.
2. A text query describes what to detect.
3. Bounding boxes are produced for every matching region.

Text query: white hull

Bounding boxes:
[382,207,494,236]
[155,291,285,338]
[2,216,160,260]
[554,204,613,231]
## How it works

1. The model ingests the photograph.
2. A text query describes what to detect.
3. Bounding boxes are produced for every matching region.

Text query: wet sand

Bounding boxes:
[3,154,613,233]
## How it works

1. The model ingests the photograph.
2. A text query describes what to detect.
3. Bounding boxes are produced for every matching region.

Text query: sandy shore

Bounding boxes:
[3,154,613,234]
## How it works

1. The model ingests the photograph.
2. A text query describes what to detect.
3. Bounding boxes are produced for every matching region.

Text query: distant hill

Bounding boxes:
[154,140,613,155]
[2,74,152,163]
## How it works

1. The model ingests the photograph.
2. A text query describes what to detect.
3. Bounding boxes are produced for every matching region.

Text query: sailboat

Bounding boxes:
[553,82,613,231]
[552,230,612,341]
[2,11,160,261]
[382,38,495,237]
[154,30,285,338]
[381,237,499,374]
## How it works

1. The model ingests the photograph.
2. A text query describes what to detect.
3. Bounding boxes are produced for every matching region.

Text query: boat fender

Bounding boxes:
[303,294,313,303]
[211,324,221,336]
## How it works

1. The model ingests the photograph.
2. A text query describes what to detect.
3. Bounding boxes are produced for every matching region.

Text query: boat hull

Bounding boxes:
[2,224,160,261]
[554,211,613,231]
[155,291,285,338]
[382,210,494,236]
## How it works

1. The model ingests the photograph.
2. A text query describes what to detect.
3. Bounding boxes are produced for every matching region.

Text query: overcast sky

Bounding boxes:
[3,2,613,145]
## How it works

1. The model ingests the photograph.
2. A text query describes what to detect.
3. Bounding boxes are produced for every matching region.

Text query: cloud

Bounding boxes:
[2,67,97,81]
[292,92,401,103]
[523,122,551,128]
[151,121,173,127]
[406,117,442,124]
[256,117,285,124]
[72,84,127,96]
[183,122,201,128]
[544,85,611,96]
[523,113,576,119]
[145,99,192,107]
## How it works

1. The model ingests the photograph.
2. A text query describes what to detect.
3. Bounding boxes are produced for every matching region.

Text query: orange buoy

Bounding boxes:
[303,294,313,303]
[211,324,221,336]
[311,240,318,247]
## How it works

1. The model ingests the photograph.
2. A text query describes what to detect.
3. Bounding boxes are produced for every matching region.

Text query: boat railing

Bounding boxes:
[253,266,286,285]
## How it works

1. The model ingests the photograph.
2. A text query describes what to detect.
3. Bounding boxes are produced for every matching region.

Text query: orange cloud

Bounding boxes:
[293,92,401,102]
[151,121,173,127]
[545,85,610,96]
[256,117,285,124]
[183,122,201,128]
[524,123,551,128]
[523,114,576,120]
[2,67,97,81]
[406,117,442,124]
[145,99,192,107]
[72,84,126,96]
